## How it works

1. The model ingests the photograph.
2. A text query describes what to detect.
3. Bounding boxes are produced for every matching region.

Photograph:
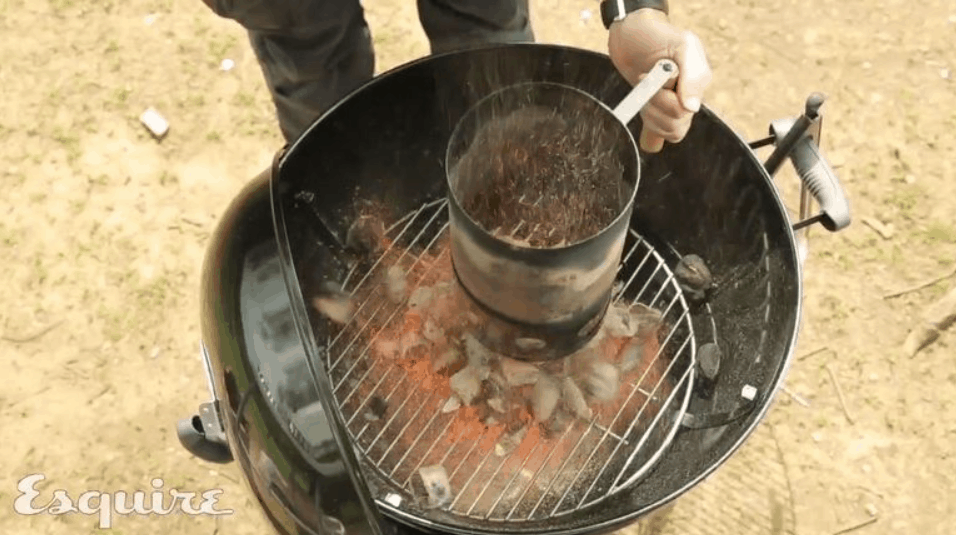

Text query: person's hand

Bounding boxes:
[607,9,712,153]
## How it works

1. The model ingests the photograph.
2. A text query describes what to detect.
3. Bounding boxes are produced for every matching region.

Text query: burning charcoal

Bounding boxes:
[363,396,388,421]
[605,303,637,338]
[675,254,715,302]
[450,366,483,405]
[499,357,540,387]
[515,337,547,352]
[409,287,435,310]
[484,322,507,344]
[583,361,621,402]
[431,281,453,298]
[698,342,722,382]
[463,333,494,373]
[544,408,574,438]
[632,304,664,337]
[311,283,354,325]
[418,465,453,508]
[494,425,528,457]
[374,339,401,360]
[345,214,386,255]
[487,397,507,413]
[531,375,561,422]
[441,395,461,414]
[569,346,600,374]
[562,377,592,420]
[423,319,444,343]
[399,330,426,358]
[619,339,644,373]
[487,371,508,392]
[385,265,407,304]
[432,348,461,372]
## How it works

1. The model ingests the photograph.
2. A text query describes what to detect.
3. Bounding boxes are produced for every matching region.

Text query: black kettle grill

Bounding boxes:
[177,44,850,535]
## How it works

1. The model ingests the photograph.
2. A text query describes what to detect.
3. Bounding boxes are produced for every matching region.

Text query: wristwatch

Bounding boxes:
[600,0,669,29]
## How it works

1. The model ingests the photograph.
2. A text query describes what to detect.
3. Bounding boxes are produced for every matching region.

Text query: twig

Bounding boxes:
[832,516,878,535]
[825,364,854,425]
[798,346,830,361]
[883,266,956,299]
[1,320,64,344]
[87,385,112,404]
[860,217,894,240]
[781,385,810,408]
[216,471,239,484]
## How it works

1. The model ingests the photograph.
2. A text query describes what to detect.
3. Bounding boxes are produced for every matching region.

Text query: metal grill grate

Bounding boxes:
[323,198,696,523]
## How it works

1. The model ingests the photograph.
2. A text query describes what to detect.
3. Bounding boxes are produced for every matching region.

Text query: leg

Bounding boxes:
[201,0,375,143]
[416,0,535,55]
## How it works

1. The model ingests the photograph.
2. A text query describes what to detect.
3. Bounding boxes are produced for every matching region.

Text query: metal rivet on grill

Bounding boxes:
[742,385,758,401]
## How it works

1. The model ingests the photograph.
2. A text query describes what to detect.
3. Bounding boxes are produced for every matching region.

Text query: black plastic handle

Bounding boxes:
[177,416,234,464]
[789,134,851,232]
[764,94,852,233]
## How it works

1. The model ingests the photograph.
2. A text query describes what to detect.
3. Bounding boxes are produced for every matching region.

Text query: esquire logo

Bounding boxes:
[13,474,234,529]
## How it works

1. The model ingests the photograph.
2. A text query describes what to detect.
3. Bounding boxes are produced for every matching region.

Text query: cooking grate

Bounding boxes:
[322,198,697,523]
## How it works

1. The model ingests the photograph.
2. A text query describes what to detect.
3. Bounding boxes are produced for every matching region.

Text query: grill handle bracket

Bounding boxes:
[762,94,852,233]
[177,343,234,464]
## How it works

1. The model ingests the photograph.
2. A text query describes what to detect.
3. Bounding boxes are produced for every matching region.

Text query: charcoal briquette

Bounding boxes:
[499,357,540,386]
[345,215,386,254]
[698,342,722,381]
[675,254,715,301]
[450,366,483,405]
[584,361,621,402]
[494,425,528,457]
[619,340,644,373]
[364,396,388,421]
[531,375,561,422]
[562,377,592,420]
[385,265,407,303]
[441,395,462,414]
[418,465,453,508]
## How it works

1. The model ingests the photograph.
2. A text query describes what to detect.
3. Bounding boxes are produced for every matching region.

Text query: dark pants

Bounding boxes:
[201,0,535,142]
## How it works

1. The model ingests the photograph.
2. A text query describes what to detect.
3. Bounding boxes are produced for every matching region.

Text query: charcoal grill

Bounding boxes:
[177,44,850,535]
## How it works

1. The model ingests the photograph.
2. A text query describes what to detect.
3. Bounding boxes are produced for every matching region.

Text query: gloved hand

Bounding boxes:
[608,9,712,153]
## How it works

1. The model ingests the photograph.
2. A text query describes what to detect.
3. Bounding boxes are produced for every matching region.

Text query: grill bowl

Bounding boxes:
[197,43,812,535]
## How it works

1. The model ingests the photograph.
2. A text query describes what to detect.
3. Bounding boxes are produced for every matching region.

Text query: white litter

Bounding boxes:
[139,108,169,140]
[220,58,235,72]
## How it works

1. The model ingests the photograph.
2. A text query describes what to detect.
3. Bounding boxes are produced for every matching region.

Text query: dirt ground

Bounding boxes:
[2,0,954,534]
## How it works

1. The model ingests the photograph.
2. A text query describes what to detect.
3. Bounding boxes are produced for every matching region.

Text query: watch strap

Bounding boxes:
[600,0,670,29]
